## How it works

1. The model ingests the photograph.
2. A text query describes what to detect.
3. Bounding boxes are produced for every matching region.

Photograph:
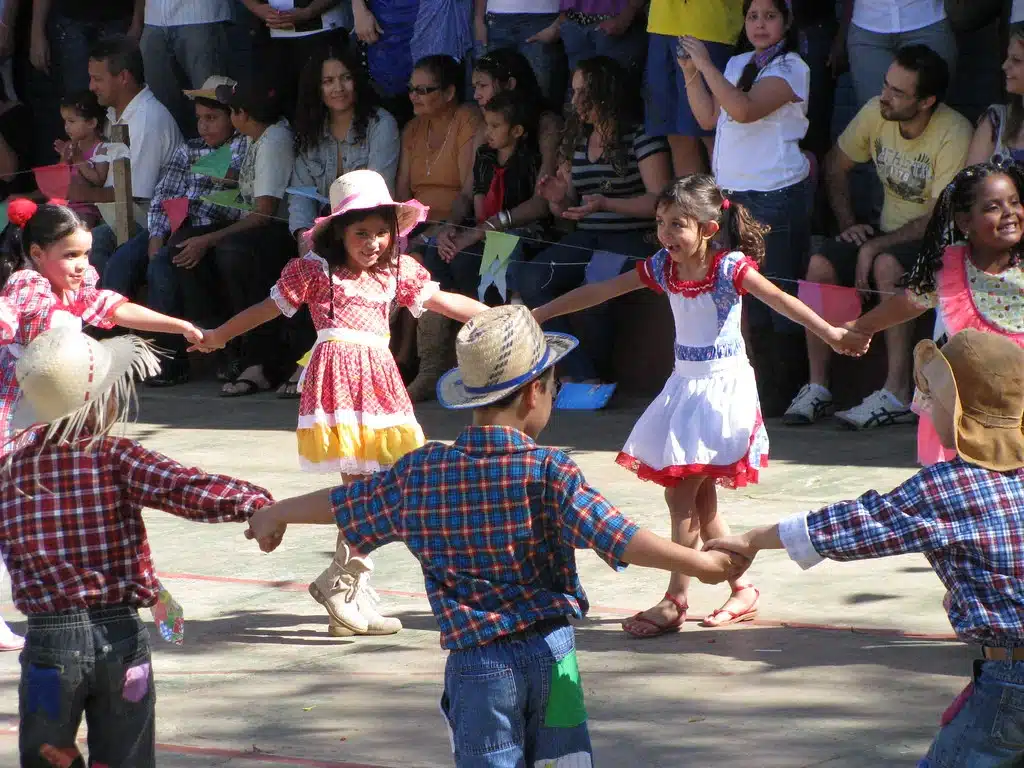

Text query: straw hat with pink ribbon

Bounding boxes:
[303,170,428,249]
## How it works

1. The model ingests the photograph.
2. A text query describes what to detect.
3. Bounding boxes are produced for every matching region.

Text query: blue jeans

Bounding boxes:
[559,17,647,77]
[727,178,812,333]
[95,227,151,298]
[141,23,230,138]
[922,660,1024,767]
[19,606,155,768]
[518,228,652,381]
[441,621,592,767]
[485,12,561,102]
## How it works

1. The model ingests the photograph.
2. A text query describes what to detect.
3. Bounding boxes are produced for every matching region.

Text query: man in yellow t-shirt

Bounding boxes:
[784,44,971,432]
[644,0,744,176]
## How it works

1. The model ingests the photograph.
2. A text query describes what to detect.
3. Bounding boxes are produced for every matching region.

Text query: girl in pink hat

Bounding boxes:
[195,169,489,637]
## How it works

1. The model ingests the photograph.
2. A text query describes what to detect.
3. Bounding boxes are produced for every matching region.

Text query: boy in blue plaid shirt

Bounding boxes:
[248,305,747,767]
[707,328,1024,767]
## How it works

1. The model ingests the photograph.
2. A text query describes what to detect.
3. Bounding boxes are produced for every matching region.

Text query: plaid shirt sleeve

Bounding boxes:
[805,467,960,562]
[0,271,54,340]
[331,467,403,553]
[548,450,639,569]
[116,439,274,521]
[148,144,192,240]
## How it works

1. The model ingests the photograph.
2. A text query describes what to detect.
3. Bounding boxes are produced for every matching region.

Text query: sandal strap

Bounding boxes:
[731,585,759,598]
[662,591,688,615]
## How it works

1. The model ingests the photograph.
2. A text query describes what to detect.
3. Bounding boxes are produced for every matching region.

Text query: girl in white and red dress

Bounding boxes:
[533,175,862,638]
[0,199,203,651]
[197,170,488,637]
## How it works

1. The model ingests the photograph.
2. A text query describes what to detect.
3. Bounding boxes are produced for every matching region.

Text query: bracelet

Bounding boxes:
[498,210,512,229]
[483,220,497,230]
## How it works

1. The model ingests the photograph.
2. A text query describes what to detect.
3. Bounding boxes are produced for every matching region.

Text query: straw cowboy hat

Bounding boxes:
[10,326,160,444]
[914,328,1024,472]
[437,305,577,410]
[309,170,428,240]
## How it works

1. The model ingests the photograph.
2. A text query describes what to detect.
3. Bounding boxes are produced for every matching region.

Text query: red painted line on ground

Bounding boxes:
[157,571,959,642]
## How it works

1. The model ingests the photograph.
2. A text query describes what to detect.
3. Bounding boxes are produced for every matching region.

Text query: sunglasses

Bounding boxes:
[408,85,442,96]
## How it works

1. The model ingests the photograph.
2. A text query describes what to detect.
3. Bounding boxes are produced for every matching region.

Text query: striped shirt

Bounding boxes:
[571,125,669,232]
[144,0,232,26]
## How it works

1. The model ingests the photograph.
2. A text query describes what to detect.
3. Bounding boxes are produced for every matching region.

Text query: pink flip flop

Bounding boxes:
[622,592,687,639]
[701,585,760,627]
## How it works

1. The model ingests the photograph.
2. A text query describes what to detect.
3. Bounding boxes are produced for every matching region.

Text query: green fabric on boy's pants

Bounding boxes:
[544,650,587,728]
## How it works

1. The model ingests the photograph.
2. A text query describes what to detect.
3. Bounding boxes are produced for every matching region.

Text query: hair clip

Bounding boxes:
[721,198,731,210]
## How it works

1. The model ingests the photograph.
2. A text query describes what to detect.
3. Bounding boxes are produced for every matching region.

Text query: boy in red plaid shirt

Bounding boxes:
[1,326,273,768]
[707,328,1024,767]
[248,305,747,766]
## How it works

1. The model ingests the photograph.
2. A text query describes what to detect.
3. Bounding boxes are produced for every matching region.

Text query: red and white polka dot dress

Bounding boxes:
[270,252,439,474]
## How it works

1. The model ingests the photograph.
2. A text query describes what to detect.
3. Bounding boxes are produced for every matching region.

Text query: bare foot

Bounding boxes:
[277,366,302,396]
[701,584,759,627]
[221,365,271,396]
[621,593,687,637]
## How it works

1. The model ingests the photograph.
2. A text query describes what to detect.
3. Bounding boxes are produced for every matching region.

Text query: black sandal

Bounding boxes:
[219,377,269,398]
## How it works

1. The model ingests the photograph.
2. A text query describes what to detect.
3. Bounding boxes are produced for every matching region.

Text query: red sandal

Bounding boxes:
[621,592,687,639]
[700,585,760,627]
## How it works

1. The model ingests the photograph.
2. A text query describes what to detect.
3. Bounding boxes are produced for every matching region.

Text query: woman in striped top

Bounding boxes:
[519,56,672,384]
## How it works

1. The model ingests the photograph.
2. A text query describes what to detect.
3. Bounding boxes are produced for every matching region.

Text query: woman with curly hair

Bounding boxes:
[519,55,672,385]
[280,47,402,398]
[846,161,1024,465]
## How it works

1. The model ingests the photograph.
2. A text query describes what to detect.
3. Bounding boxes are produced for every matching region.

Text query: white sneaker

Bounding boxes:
[783,384,833,425]
[834,389,915,430]
[0,618,23,651]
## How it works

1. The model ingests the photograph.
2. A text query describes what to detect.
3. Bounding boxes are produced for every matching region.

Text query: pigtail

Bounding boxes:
[904,177,960,296]
[722,200,768,266]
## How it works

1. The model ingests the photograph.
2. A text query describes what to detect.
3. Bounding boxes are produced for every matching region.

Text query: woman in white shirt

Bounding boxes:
[679,0,812,416]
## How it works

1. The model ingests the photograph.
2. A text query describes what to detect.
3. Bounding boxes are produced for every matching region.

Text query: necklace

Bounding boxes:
[424,114,456,177]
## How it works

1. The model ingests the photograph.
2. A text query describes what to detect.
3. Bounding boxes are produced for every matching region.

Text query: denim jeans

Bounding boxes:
[141,23,230,138]
[485,12,562,102]
[518,228,652,382]
[29,13,129,166]
[19,606,155,768]
[95,227,151,298]
[440,621,592,767]
[922,660,1024,767]
[559,18,647,79]
[726,178,812,334]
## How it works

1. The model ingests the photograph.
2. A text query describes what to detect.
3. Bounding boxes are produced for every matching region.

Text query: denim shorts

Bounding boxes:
[921,659,1024,767]
[19,606,155,768]
[440,619,593,767]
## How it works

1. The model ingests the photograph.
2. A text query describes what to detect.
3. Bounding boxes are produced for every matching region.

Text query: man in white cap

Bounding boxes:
[247,304,747,766]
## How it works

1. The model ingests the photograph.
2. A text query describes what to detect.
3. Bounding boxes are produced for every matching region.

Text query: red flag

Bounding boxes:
[161,197,189,233]
[798,280,862,325]
[33,163,71,200]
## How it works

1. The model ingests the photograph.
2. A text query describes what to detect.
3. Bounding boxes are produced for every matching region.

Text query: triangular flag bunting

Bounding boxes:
[34,163,71,200]
[797,280,862,325]
[200,188,253,212]
[190,144,233,179]
[477,231,520,302]
[584,251,629,284]
[161,197,189,233]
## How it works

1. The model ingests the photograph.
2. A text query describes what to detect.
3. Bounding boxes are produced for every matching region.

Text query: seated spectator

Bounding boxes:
[965,24,1024,165]
[72,35,184,295]
[141,76,249,387]
[411,90,550,400]
[557,0,649,77]
[241,0,351,117]
[471,48,561,177]
[680,0,812,415]
[644,0,744,176]
[289,45,400,244]
[398,54,481,240]
[473,0,561,101]
[784,45,971,429]
[27,0,140,167]
[206,78,297,397]
[519,55,672,384]
[139,0,232,137]
[55,90,110,230]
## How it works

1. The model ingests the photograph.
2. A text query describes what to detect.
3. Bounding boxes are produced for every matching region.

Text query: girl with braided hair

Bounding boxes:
[847,161,1024,464]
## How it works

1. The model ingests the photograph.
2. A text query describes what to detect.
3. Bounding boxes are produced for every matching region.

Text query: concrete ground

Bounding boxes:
[0,384,970,767]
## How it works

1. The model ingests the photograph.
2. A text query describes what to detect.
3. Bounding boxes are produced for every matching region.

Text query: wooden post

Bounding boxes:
[110,123,136,245]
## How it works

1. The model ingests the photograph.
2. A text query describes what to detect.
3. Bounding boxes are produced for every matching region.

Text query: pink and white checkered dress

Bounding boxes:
[0,267,126,450]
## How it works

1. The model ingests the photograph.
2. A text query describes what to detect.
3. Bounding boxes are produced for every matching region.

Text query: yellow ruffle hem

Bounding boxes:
[296,421,425,469]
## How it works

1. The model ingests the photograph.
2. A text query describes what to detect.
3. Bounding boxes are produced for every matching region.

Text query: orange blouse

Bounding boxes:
[402,103,481,222]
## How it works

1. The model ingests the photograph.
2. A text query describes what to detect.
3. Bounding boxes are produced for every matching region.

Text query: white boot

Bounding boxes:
[308,541,372,634]
[329,583,402,637]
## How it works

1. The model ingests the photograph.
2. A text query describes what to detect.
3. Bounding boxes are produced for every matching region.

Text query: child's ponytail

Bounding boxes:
[0,199,86,290]
[720,199,767,266]
[657,174,768,264]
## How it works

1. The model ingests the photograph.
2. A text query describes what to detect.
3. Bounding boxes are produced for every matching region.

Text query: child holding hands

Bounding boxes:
[707,328,1024,767]
[247,305,747,767]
